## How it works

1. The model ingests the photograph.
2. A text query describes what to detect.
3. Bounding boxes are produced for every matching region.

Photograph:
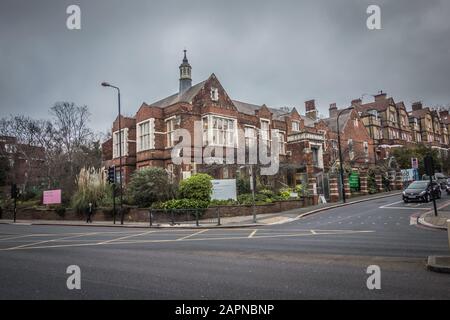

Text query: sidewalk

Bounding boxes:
[418,200,450,230]
[0,190,401,229]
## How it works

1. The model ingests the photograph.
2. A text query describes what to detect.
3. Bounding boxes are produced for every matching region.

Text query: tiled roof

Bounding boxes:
[231,100,290,120]
[355,97,394,114]
[149,81,207,108]
[410,107,430,119]
[322,109,353,133]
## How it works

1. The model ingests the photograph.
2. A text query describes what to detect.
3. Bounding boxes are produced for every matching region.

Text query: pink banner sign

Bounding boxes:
[43,189,62,205]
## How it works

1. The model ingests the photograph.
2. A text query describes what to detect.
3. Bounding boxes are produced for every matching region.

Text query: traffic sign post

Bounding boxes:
[11,184,17,223]
[424,155,438,217]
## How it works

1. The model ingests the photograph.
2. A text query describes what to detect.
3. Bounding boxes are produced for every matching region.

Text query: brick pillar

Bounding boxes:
[395,170,403,190]
[343,176,351,199]
[375,174,383,193]
[389,170,396,190]
[307,166,318,205]
[329,176,340,202]
[360,171,368,195]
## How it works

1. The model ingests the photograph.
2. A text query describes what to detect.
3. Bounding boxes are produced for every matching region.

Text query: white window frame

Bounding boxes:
[292,121,300,132]
[202,114,237,147]
[275,130,286,155]
[244,125,256,149]
[166,117,177,148]
[136,119,155,152]
[363,141,369,156]
[113,128,129,158]
[210,87,219,102]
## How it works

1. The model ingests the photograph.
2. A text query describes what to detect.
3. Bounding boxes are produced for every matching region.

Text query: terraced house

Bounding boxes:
[352,92,450,160]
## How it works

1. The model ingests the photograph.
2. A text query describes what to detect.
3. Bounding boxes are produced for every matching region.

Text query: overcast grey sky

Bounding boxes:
[1,0,449,133]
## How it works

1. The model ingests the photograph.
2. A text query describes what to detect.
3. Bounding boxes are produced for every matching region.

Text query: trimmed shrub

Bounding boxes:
[178,173,213,202]
[258,189,275,198]
[237,193,272,205]
[236,177,251,194]
[209,199,237,206]
[127,167,172,208]
[161,198,209,209]
[278,187,293,200]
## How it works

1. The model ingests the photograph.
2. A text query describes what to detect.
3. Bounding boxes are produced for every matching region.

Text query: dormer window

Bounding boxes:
[292,121,300,132]
[210,88,219,101]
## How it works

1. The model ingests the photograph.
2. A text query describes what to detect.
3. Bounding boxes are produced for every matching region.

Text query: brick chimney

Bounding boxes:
[329,103,338,118]
[412,102,423,111]
[374,91,387,102]
[305,99,317,120]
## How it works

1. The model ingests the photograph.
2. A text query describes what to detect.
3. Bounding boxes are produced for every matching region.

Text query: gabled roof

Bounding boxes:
[300,115,316,128]
[355,97,395,114]
[149,80,207,108]
[322,109,353,133]
[410,107,431,119]
[231,100,290,120]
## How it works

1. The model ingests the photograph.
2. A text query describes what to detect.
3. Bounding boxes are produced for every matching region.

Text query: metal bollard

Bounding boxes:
[447,219,450,250]
[196,210,199,227]
[149,209,153,227]
[216,207,221,226]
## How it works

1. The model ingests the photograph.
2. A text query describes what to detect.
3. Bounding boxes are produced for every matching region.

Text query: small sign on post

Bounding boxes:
[43,189,62,205]
[411,158,418,169]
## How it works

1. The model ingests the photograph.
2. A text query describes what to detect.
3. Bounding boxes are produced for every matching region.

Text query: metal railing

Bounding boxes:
[148,208,221,227]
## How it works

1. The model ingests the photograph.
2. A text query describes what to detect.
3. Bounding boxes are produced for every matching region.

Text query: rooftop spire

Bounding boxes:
[179,49,192,94]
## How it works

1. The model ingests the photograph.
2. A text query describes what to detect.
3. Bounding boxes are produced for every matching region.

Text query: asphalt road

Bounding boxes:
[0,193,449,300]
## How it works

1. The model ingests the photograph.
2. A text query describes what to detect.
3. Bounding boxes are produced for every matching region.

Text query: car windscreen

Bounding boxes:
[407,182,428,189]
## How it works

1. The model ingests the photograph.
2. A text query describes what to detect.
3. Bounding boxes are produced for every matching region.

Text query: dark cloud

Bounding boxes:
[1,0,449,133]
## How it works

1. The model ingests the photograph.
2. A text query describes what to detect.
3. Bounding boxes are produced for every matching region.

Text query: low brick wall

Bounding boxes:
[1,197,313,223]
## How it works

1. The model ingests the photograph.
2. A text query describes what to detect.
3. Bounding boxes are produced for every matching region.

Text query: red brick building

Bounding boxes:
[101,52,341,192]
[0,136,45,190]
[353,92,450,160]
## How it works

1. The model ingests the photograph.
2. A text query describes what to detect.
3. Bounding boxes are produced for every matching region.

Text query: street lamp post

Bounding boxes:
[101,82,124,225]
[337,106,354,203]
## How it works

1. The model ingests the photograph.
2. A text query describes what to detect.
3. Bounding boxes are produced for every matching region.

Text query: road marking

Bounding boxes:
[98,230,157,244]
[0,234,36,241]
[3,232,100,250]
[0,229,375,251]
[176,229,209,241]
[379,200,431,210]
[248,230,258,238]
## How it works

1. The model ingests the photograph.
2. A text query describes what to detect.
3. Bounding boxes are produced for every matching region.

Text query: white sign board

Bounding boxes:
[211,179,237,201]
[401,169,415,182]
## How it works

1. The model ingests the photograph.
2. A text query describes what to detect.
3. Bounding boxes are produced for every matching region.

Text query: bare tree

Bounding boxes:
[51,102,93,177]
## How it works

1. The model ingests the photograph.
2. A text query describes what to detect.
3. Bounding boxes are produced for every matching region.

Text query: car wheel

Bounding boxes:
[404,199,409,203]
[423,194,429,203]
